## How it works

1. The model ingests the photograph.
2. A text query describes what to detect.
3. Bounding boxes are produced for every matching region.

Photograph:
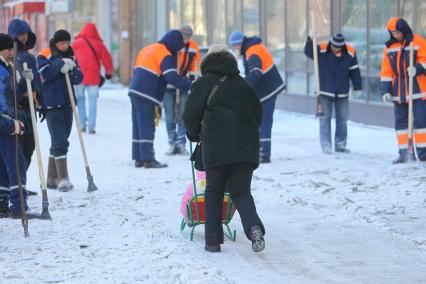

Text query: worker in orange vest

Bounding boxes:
[380,17,426,163]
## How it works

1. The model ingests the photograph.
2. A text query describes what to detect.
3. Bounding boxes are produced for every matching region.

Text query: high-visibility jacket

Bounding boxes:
[178,39,200,77]
[304,38,362,97]
[380,18,426,103]
[241,37,285,102]
[128,30,191,105]
[37,46,83,109]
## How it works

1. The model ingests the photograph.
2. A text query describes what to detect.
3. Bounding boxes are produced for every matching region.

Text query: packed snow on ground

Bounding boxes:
[1,84,426,284]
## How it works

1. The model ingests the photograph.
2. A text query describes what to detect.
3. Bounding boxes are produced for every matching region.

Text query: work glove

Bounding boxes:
[382,93,391,102]
[105,74,112,80]
[22,69,34,81]
[10,119,24,135]
[60,63,70,74]
[353,90,363,99]
[37,108,46,123]
[62,58,76,70]
[407,66,416,77]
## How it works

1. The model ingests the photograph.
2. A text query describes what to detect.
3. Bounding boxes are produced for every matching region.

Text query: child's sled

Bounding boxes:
[180,143,237,241]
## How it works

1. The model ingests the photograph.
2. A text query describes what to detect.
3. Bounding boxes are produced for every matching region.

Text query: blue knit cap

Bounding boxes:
[229,31,245,46]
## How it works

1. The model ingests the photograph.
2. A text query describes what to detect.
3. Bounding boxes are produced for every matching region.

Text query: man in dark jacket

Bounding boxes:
[8,19,43,174]
[128,30,191,168]
[37,30,84,192]
[229,31,285,164]
[0,33,35,218]
[305,33,362,154]
[183,45,265,253]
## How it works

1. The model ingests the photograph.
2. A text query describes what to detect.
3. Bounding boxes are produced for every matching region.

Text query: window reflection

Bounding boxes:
[212,0,227,43]
[308,0,330,97]
[287,0,307,94]
[243,0,260,36]
[266,0,285,78]
[341,0,368,101]
[368,0,397,102]
[169,0,182,29]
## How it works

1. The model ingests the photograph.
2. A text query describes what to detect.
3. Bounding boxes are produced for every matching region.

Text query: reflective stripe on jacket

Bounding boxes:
[304,38,362,97]
[242,37,285,102]
[128,42,191,105]
[37,48,83,109]
[380,34,426,103]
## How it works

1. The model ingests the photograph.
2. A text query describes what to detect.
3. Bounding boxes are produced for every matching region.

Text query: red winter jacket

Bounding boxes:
[72,23,113,85]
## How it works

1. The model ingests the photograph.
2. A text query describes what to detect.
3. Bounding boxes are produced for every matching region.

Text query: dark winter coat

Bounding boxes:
[0,57,29,129]
[0,63,14,134]
[304,37,362,98]
[8,19,42,100]
[241,36,285,102]
[183,51,262,169]
[128,30,192,106]
[72,23,114,85]
[37,41,83,109]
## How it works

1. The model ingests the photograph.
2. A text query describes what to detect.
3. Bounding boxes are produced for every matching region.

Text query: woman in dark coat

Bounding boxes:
[183,44,265,253]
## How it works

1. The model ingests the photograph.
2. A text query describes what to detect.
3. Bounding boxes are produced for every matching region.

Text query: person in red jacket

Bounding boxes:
[72,22,113,134]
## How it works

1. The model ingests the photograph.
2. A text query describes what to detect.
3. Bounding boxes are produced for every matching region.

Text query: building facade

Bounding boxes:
[2,0,426,126]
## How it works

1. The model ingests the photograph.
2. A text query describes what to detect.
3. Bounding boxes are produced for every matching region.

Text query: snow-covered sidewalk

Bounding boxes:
[1,85,425,284]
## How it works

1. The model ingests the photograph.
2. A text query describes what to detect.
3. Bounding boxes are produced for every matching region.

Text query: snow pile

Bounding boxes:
[1,84,425,283]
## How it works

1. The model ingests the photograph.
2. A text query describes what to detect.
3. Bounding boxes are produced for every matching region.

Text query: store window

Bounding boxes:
[136,0,157,48]
[266,0,285,74]
[368,0,397,102]
[341,0,368,101]
[243,0,259,36]
[74,0,96,34]
[182,0,207,45]
[400,0,426,38]
[169,0,182,29]
[212,0,227,43]
[286,0,307,95]
[226,0,242,40]
[308,0,330,97]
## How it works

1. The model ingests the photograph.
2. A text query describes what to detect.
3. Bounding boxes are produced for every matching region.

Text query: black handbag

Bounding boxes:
[83,37,106,88]
[190,75,228,171]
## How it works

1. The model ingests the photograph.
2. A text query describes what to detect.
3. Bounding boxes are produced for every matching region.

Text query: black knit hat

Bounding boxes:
[330,33,345,47]
[0,33,14,51]
[52,29,71,44]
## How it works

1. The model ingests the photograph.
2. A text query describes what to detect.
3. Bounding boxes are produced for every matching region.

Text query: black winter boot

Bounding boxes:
[249,225,265,252]
[204,244,221,253]
[135,160,144,168]
[27,190,38,196]
[392,152,416,164]
[0,194,10,218]
[143,160,168,168]
[46,156,58,189]
[335,147,350,153]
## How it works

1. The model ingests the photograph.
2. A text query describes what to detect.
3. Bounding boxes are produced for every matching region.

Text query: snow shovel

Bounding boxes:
[23,63,51,220]
[64,72,98,192]
[311,11,323,117]
[407,42,415,161]
[12,42,29,237]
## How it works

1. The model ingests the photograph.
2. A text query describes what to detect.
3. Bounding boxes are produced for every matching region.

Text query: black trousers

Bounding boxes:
[21,119,35,171]
[205,163,265,245]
